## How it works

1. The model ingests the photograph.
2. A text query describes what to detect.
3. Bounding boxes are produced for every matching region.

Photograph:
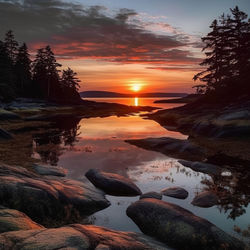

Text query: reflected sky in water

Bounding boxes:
[31,100,250,241]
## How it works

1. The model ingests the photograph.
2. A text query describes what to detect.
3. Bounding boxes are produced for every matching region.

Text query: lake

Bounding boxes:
[30,98,249,242]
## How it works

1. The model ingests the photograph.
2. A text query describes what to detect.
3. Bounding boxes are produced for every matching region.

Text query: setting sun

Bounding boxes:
[131,84,141,92]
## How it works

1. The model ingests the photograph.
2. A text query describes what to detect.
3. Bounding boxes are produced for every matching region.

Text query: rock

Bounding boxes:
[140,192,162,200]
[0,109,21,120]
[0,206,43,233]
[85,169,142,196]
[219,110,250,121]
[0,128,13,140]
[126,198,245,250]
[178,160,221,175]
[0,224,169,250]
[161,187,188,199]
[126,137,206,161]
[0,164,110,226]
[191,191,218,208]
[32,164,67,177]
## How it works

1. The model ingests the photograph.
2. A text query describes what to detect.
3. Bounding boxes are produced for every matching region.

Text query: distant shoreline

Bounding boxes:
[80,91,188,98]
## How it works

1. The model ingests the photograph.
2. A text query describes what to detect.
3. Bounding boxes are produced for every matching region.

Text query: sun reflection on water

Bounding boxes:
[134,97,139,106]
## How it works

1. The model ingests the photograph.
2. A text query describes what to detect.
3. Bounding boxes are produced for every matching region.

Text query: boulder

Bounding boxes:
[32,164,67,177]
[191,191,218,208]
[140,192,162,200]
[126,198,245,250]
[0,224,169,250]
[126,137,206,161]
[178,160,221,175]
[85,169,142,196]
[161,187,188,199]
[0,164,110,226]
[0,128,13,140]
[0,206,43,233]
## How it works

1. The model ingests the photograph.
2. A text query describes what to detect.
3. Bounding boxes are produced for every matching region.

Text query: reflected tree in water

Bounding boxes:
[33,117,81,166]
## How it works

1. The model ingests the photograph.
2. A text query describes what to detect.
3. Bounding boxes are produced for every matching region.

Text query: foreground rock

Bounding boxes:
[178,160,221,175]
[0,224,168,250]
[126,137,206,161]
[32,164,67,177]
[0,206,43,233]
[0,109,21,120]
[0,164,110,226]
[126,198,245,250]
[161,187,188,199]
[192,191,219,208]
[85,169,142,196]
[140,192,162,200]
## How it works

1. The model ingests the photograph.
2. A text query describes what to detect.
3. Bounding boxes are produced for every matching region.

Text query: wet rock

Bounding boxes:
[0,109,21,120]
[32,164,67,177]
[140,192,162,200]
[126,137,206,161]
[0,128,13,140]
[0,164,110,226]
[0,206,43,233]
[161,187,188,199]
[126,198,245,250]
[85,169,142,196]
[178,160,221,175]
[191,191,218,208]
[0,224,169,250]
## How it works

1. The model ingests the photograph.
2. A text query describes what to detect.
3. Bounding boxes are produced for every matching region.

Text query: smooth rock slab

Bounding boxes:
[140,192,162,200]
[32,164,67,177]
[85,169,142,196]
[178,160,221,175]
[0,206,43,233]
[191,191,218,208]
[0,128,13,140]
[0,224,169,250]
[161,187,188,199]
[126,137,206,161]
[126,198,245,250]
[0,164,110,226]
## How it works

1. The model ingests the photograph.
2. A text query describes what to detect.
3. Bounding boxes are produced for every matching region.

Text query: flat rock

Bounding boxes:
[161,187,188,199]
[178,160,221,175]
[85,169,142,196]
[126,198,245,250]
[191,191,218,208]
[32,164,67,177]
[140,192,162,200]
[0,128,13,140]
[126,137,206,161]
[0,164,110,226]
[0,206,43,233]
[0,224,169,250]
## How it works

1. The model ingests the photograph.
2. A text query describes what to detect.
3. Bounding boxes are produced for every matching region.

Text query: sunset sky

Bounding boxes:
[0,0,249,93]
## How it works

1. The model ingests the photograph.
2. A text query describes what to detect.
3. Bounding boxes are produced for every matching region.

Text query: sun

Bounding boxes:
[131,83,142,92]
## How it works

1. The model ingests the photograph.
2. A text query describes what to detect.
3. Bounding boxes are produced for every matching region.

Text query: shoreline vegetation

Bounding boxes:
[0,6,250,250]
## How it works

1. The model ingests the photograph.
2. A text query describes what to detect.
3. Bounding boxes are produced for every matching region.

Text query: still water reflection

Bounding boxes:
[31,109,250,241]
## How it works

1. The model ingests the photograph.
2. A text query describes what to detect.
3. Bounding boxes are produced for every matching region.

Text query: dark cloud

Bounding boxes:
[0,0,199,66]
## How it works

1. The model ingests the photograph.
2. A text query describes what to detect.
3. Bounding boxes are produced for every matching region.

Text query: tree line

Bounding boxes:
[193,6,250,100]
[0,31,81,103]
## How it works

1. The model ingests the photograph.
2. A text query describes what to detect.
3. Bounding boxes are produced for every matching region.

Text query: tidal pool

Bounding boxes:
[31,112,250,242]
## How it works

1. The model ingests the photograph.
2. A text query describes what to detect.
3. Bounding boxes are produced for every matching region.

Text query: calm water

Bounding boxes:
[84,97,184,109]
[31,98,250,242]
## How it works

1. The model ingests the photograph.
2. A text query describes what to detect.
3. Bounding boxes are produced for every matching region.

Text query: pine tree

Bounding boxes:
[61,67,80,91]
[14,43,32,95]
[4,30,18,64]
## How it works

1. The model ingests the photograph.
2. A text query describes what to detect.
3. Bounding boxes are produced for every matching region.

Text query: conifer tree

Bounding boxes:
[14,43,32,95]
[4,30,18,64]
[61,67,80,91]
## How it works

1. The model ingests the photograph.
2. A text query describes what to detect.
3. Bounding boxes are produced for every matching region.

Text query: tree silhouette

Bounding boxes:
[194,6,250,97]
[61,67,81,91]
[14,43,32,95]
[4,30,18,64]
